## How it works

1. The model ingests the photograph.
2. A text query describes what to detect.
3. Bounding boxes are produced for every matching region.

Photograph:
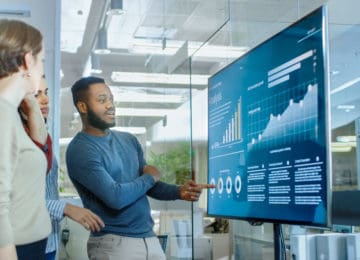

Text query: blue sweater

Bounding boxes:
[66,130,181,237]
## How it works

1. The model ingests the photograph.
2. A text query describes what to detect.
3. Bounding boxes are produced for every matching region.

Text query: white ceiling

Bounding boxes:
[1,0,359,140]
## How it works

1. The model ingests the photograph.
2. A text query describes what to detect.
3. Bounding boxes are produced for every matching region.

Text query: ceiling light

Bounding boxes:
[90,53,102,74]
[192,44,249,59]
[107,0,124,16]
[111,72,209,85]
[331,77,360,95]
[331,142,353,152]
[94,27,111,54]
[336,104,355,112]
[110,126,146,135]
[109,87,184,103]
[131,39,249,59]
[115,108,169,117]
[332,139,356,147]
[331,146,352,153]
[336,135,356,143]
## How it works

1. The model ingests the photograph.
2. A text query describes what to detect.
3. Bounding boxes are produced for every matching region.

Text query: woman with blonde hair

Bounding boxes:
[0,19,51,260]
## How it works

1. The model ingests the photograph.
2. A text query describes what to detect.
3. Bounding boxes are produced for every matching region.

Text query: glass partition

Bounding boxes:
[190,0,360,259]
[58,0,360,259]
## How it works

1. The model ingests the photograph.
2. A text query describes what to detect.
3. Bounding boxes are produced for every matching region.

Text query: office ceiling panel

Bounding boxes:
[1,0,359,138]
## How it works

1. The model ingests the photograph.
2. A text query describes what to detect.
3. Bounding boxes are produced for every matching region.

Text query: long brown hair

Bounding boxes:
[0,19,43,79]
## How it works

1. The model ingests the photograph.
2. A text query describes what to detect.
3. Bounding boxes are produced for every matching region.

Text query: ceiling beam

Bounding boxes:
[61,0,108,88]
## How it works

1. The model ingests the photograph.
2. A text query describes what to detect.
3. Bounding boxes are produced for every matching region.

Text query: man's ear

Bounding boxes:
[77,101,87,114]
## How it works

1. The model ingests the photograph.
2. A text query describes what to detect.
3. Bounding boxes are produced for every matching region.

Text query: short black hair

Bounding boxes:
[71,76,105,108]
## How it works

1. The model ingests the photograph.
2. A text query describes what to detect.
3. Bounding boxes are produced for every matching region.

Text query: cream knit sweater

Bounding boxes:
[0,97,51,246]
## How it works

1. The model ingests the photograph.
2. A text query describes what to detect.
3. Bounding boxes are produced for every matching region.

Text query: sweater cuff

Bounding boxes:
[175,185,182,200]
[0,216,14,247]
[142,173,156,187]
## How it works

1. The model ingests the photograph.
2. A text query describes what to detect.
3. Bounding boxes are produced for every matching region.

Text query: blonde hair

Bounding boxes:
[0,19,43,79]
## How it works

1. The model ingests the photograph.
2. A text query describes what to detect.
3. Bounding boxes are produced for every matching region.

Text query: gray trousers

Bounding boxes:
[87,234,166,260]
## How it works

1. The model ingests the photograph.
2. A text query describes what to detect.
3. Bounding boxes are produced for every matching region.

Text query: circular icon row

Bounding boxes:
[210,175,242,195]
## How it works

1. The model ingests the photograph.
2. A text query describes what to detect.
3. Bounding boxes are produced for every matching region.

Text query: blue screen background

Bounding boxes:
[207,7,329,226]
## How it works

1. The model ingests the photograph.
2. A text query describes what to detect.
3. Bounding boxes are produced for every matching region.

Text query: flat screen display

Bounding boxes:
[207,6,331,226]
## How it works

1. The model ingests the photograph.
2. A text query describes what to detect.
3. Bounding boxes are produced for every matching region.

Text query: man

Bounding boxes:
[66,76,215,259]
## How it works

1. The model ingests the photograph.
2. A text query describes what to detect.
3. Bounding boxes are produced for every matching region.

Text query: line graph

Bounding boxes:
[247,81,318,150]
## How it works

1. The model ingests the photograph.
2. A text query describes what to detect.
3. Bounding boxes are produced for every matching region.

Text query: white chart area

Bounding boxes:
[247,49,318,150]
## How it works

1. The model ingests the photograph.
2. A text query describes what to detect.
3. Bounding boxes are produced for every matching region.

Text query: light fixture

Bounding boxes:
[331,146,352,153]
[107,0,124,16]
[192,44,249,59]
[109,87,184,103]
[336,135,356,143]
[111,71,209,86]
[111,126,146,135]
[90,53,102,74]
[94,27,111,54]
[131,39,249,59]
[331,142,354,153]
[331,77,360,95]
[336,104,355,112]
[115,107,169,117]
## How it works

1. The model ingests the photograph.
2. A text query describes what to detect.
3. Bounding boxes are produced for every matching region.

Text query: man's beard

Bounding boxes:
[87,108,115,131]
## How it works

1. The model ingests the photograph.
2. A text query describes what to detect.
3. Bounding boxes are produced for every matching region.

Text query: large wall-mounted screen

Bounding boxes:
[207,6,331,227]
